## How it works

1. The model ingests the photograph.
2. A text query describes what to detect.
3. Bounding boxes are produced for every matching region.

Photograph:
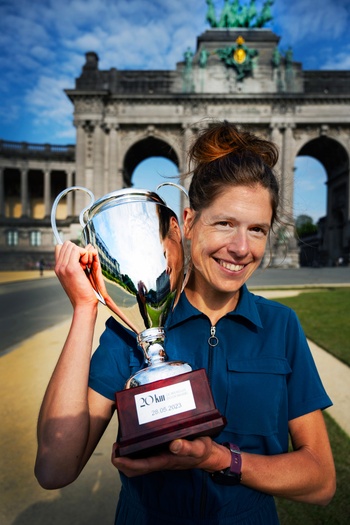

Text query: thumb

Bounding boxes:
[169,439,184,455]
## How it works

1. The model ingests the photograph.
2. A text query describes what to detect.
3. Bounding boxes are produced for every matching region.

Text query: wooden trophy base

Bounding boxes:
[115,368,226,458]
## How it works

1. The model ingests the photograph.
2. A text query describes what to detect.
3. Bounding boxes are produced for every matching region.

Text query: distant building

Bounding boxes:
[0,140,75,269]
[1,26,349,269]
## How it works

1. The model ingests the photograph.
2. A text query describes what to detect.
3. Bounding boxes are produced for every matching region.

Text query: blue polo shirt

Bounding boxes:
[89,285,332,525]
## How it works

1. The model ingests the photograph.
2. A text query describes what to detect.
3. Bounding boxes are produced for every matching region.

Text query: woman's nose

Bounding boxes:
[227,230,249,257]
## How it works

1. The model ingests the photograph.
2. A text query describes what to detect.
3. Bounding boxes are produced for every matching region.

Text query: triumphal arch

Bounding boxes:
[1,1,349,269]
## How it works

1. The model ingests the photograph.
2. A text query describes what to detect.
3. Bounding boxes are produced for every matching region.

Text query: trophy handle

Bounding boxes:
[50,186,108,305]
[51,185,95,245]
[156,182,189,200]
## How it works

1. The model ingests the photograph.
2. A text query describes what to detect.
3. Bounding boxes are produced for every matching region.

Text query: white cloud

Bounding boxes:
[321,46,350,70]
[24,75,74,139]
[274,0,349,43]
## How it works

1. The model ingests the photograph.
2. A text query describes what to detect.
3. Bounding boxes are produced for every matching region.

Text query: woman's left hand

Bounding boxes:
[111,437,230,477]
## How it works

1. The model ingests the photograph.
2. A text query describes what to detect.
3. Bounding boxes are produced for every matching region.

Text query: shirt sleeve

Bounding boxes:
[88,317,142,401]
[285,308,332,421]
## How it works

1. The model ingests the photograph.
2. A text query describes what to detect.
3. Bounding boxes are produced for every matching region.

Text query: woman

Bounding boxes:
[35,121,335,524]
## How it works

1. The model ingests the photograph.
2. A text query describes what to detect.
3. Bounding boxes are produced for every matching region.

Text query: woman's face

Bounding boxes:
[183,184,273,300]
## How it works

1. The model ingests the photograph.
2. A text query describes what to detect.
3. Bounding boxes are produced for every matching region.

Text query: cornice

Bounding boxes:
[67,91,350,105]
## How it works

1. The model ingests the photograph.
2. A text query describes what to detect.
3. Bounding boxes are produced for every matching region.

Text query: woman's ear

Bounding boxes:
[169,216,181,242]
[183,208,195,239]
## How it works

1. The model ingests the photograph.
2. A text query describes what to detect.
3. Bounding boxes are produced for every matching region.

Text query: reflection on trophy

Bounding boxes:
[51,185,226,457]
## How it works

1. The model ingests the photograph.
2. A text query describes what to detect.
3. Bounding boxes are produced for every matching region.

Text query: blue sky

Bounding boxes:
[1,0,349,221]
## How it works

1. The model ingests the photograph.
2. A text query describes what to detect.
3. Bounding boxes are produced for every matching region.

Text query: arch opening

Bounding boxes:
[294,136,349,266]
[124,136,181,219]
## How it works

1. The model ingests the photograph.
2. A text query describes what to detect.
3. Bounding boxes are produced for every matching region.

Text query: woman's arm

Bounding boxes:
[113,409,335,506]
[35,241,115,489]
[239,409,336,505]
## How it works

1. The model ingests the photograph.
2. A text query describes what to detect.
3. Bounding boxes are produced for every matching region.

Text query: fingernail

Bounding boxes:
[170,440,181,454]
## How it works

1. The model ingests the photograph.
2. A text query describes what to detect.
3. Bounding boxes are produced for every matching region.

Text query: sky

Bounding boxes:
[1,0,349,221]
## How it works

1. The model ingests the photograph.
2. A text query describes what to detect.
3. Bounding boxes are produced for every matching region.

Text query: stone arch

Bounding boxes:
[123,135,180,187]
[298,135,349,181]
[297,136,350,265]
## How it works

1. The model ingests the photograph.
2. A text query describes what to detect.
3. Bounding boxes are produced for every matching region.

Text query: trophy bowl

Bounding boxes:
[51,185,226,457]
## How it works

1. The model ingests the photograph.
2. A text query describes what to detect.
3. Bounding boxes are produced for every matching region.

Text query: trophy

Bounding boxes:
[51,185,226,457]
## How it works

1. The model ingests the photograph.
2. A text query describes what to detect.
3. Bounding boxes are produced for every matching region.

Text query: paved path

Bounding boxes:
[0,271,349,524]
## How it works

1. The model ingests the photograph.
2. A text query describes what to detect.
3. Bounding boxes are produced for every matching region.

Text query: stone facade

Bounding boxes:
[1,28,349,269]
[0,141,75,269]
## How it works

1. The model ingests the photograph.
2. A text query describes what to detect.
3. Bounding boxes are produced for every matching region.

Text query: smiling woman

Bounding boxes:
[35,120,335,525]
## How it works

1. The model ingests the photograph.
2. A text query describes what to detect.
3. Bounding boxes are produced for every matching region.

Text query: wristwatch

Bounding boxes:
[211,442,242,485]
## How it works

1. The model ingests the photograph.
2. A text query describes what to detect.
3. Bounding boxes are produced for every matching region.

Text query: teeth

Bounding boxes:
[219,260,244,272]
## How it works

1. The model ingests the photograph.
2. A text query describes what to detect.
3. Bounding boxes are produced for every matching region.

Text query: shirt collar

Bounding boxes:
[167,284,263,329]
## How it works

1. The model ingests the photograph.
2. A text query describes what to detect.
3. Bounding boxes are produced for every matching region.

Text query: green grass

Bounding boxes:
[274,288,350,367]
[276,413,350,524]
[271,287,350,523]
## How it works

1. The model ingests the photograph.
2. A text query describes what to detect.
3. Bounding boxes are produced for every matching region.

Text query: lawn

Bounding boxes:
[275,413,350,524]
[274,288,350,367]
[272,287,350,524]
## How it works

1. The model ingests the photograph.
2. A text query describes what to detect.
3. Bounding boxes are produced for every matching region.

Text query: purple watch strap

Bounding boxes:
[223,442,242,476]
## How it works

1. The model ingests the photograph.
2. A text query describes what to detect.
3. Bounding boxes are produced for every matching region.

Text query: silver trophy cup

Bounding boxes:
[51,185,192,388]
[51,185,226,457]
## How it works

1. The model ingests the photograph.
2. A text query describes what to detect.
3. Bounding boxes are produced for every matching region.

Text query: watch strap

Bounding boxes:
[211,442,242,485]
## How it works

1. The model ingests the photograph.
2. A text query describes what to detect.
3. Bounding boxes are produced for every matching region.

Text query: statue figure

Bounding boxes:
[199,47,210,68]
[218,0,234,28]
[272,47,281,68]
[184,47,193,70]
[206,0,218,27]
[248,0,257,20]
[183,47,194,92]
[238,3,249,27]
[285,46,293,70]
[255,0,274,28]
[206,0,274,29]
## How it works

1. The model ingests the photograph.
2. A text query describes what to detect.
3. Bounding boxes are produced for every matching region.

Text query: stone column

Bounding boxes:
[179,123,196,227]
[181,124,194,191]
[0,167,4,217]
[66,169,74,216]
[270,123,283,186]
[108,124,123,191]
[281,123,299,267]
[74,121,89,215]
[102,124,110,195]
[282,123,295,219]
[44,168,51,217]
[20,168,29,217]
[93,122,104,199]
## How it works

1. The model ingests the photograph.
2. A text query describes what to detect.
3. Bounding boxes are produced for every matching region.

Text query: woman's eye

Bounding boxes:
[251,227,267,235]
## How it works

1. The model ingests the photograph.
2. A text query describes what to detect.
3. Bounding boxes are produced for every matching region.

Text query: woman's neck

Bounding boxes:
[184,278,240,326]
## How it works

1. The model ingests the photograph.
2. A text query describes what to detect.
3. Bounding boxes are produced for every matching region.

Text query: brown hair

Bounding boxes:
[187,121,280,226]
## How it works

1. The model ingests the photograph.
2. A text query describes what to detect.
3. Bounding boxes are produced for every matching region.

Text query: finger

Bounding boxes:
[169,437,211,458]
[112,451,173,477]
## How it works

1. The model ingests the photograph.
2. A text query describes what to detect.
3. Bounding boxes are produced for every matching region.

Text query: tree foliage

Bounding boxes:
[295,214,318,237]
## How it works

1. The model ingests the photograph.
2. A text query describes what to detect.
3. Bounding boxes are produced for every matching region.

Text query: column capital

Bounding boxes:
[102,122,120,133]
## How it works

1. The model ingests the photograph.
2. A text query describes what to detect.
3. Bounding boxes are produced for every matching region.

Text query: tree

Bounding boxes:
[295,215,318,237]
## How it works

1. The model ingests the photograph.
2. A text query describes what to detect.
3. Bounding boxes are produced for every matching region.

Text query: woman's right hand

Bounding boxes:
[55,241,102,309]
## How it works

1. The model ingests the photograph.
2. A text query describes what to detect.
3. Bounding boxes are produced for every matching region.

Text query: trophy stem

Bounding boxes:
[137,327,168,366]
[125,327,192,389]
